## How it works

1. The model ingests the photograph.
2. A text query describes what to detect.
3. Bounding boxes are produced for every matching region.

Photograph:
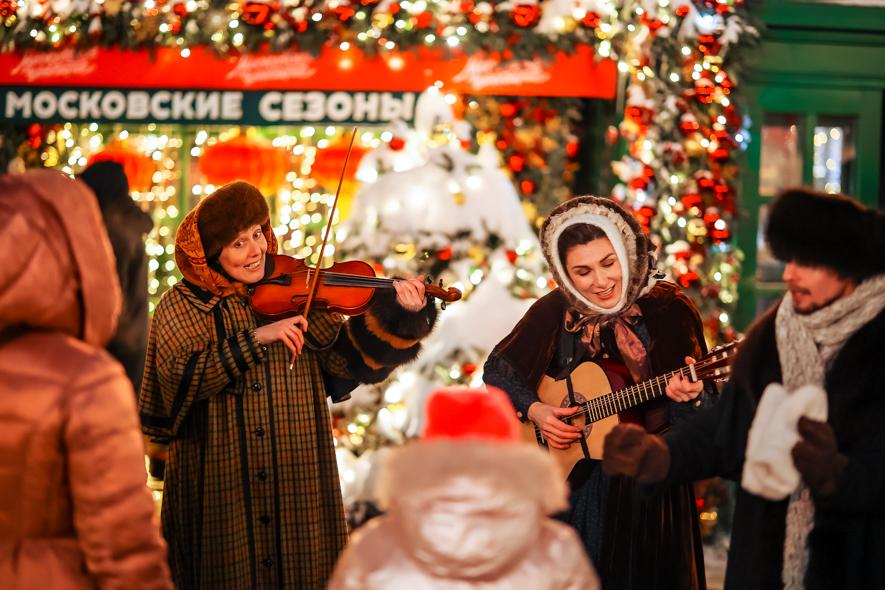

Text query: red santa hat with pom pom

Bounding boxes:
[377,386,568,517]
[421,386,521,443]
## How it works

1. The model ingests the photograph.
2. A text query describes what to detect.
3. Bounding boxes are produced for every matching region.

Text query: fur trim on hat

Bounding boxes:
[766,189,885,281]
[540,196,658,316]
[197,181,270,260]
[377,440,568,516]
[174,181,276,297]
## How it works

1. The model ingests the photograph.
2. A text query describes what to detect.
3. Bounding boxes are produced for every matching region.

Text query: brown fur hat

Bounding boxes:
[766,188,885,282]
[197,181,270,260]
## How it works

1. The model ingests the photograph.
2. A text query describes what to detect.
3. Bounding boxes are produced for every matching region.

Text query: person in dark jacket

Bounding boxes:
[79,161,153,392]
[603,188,885,590]
[484,195,713,590]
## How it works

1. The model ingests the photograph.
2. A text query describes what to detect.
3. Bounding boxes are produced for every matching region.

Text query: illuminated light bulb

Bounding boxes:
[387,55,405,70]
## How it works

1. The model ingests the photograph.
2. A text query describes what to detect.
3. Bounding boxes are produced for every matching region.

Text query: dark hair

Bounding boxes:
[557,223,608,267]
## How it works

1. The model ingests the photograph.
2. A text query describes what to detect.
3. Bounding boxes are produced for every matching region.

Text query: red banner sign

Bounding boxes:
[0,44,616,98]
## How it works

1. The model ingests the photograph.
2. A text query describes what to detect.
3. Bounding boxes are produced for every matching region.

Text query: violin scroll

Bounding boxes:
[424,276,462,310]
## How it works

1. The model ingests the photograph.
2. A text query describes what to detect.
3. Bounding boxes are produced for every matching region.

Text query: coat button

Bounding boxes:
[257,470,268,481]
[262,557,273,568]
[252,382,262,392]
[258,514,271,525]
[260,345,268,353]
[254,426,265,437]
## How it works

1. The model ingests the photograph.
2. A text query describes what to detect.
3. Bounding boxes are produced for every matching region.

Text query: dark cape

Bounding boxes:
[661,301,885,590]
[484,281,709,590]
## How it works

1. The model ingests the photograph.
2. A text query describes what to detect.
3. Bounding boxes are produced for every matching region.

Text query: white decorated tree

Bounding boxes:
[331,88,550,515]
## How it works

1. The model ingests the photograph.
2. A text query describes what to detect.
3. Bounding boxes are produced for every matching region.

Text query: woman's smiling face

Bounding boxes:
[563,236,623,309]
[218,224,267,284]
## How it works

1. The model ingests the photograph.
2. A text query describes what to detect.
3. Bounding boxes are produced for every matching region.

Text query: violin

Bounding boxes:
[248,253,462,321]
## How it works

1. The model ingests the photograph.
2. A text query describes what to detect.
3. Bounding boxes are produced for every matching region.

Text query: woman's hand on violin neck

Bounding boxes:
[393,276,428,312]
[254,315,309,357]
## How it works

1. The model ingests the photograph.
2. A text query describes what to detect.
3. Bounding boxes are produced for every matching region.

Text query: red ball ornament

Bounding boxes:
[581,11,600,28]
[505,249,518,264]
[680,192,702,209]
[172,2,189,17]
[679,113,700,135]
[388,136,406,151]
[0,0,17,18]
[694,77,715,104]
[507,153,526,172]
[241,1,275,26]
[334,5,356,21]
[639,13,664,35]
[565,140,579,159]
[462,363,478,376]
[437,246,453,261]
[520,179,536,195]
[698,34,721,56]
[678,270,700,288]
[675,5,690,17]
[499,102,518,118]
[510,4,541,28]
[415,10,433,28]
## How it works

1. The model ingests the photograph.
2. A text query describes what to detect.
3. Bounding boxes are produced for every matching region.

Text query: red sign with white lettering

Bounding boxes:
[0,45,616,98]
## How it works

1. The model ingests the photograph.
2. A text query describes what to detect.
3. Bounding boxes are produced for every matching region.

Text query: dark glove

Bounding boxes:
[602,423,671,484]
[792,417,848,498]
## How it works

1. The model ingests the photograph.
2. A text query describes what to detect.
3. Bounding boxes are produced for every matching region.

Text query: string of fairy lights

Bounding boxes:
[3,0,759,341]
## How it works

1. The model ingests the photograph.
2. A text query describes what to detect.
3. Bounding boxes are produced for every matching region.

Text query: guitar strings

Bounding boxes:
[570,348,735,422]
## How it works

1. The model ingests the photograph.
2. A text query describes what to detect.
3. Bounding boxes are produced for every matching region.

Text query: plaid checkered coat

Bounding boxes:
[138,208,437,590]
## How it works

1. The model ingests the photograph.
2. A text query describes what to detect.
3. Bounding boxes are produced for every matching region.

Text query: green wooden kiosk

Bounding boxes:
[736,0,885,328]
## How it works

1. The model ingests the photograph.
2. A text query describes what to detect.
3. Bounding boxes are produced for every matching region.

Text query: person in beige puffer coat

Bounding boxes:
[329,386,599,590]
[0,169,173,590]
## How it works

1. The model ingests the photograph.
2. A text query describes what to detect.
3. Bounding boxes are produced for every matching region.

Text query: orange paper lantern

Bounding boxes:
[199,135,290,194]
[310,139,368,221]
[88,141,157,192]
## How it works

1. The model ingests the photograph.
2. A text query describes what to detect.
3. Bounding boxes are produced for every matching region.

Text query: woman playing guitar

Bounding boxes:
[483,195,713,590]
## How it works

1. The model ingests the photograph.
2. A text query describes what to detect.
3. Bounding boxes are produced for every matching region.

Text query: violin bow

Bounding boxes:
[289,126,359,371]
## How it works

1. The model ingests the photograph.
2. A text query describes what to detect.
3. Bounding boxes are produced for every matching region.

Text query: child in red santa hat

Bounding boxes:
[329,386,599,590]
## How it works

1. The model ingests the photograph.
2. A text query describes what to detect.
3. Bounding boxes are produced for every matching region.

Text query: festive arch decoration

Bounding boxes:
[1,0,758,340]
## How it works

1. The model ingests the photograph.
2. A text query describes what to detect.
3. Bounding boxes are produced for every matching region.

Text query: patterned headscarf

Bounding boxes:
[174,181,277,298]
[540,196,659,381]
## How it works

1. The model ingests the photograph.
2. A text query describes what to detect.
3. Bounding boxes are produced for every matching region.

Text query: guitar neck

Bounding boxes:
[579,366,690,423]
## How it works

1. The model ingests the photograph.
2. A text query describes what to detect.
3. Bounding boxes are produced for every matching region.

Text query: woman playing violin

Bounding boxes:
[138,181,437,590]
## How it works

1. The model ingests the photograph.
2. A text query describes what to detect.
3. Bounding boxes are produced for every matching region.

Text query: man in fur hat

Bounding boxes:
[603,188,885,590]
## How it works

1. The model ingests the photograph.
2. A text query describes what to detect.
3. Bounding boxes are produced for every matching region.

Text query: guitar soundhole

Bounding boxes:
[559,392,592,437]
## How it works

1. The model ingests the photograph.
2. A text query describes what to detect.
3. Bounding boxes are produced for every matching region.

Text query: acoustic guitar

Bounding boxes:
[524,341,738,480]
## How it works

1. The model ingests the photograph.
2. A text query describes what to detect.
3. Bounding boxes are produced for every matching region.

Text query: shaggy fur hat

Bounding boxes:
[197,181,270,260]
[766,188,885,281]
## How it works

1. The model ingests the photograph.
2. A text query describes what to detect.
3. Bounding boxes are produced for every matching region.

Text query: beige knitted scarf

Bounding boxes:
[776,273,885,589]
